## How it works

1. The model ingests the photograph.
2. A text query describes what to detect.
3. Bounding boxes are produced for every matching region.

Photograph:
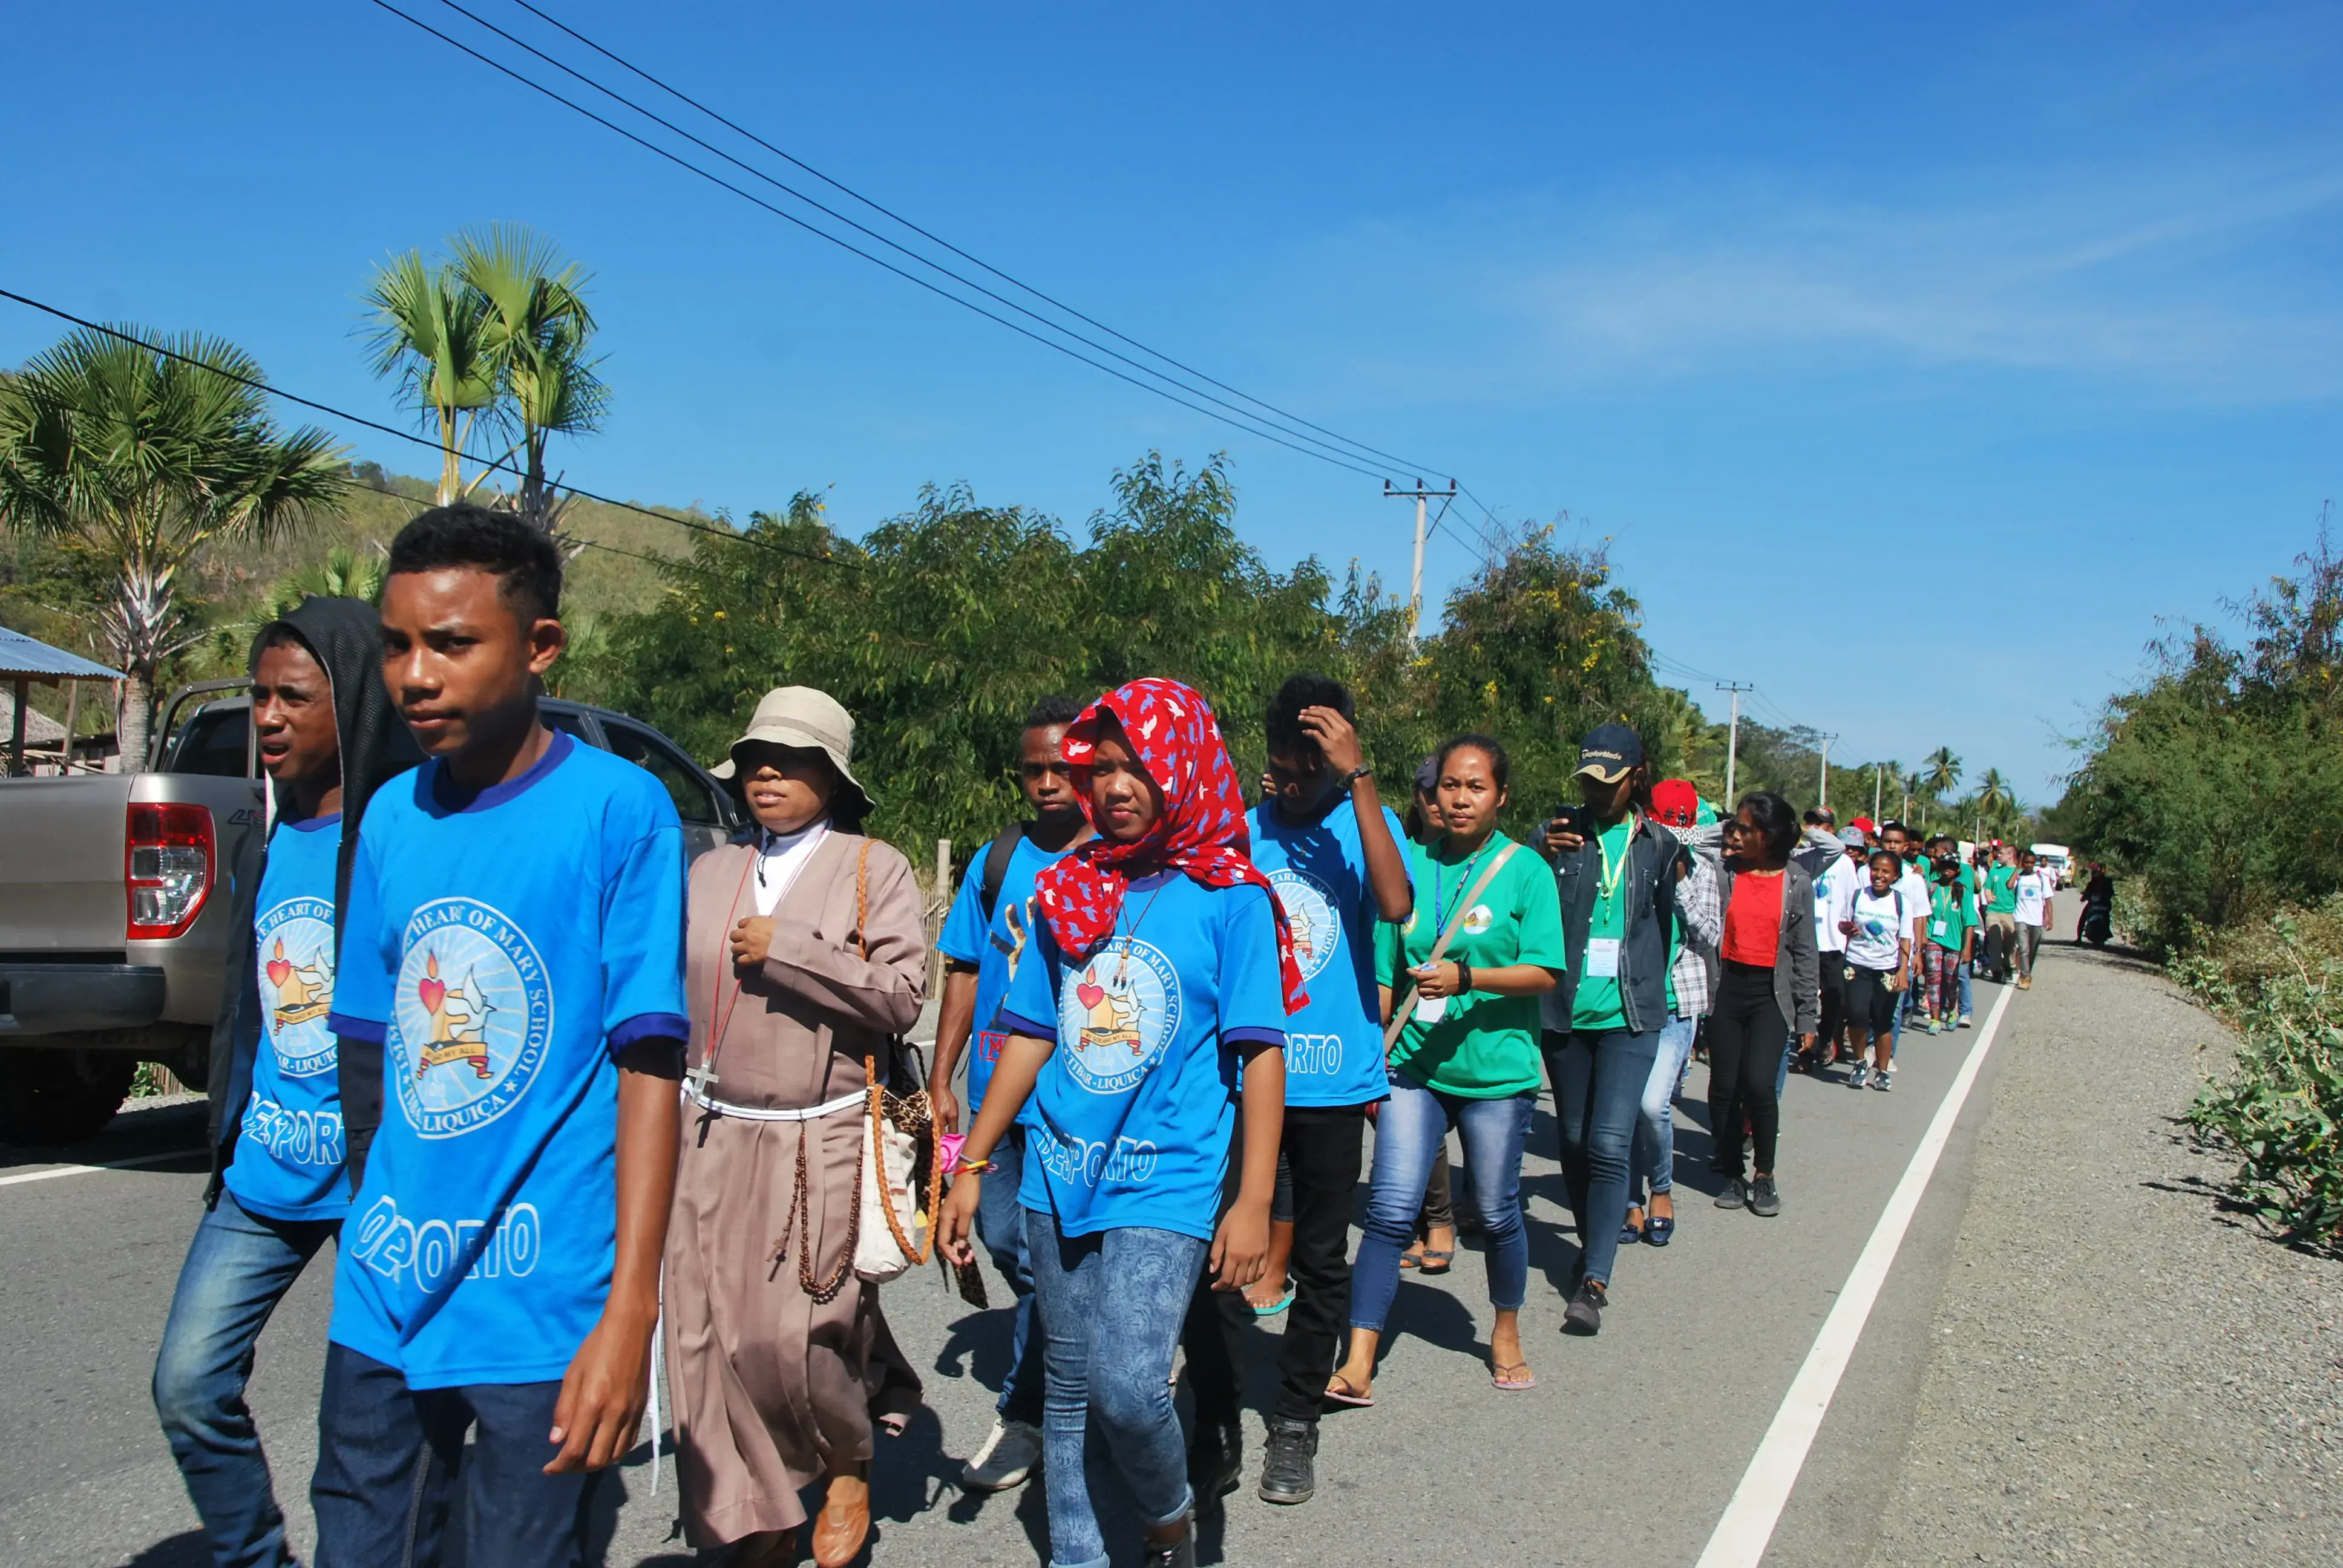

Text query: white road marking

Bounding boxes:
[1695,978,2018,1568]
[0,1147,205,1188]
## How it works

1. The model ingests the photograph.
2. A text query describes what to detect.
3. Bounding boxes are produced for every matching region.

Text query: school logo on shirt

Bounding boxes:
[391,898,554,1138]
[1057,938,1183,1095]
[1463,904,1495,935]
[1267,869,1340,983]
[255,895,337,1079]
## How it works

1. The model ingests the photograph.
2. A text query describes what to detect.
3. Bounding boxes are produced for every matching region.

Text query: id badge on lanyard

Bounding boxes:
[1585,936,1622,978]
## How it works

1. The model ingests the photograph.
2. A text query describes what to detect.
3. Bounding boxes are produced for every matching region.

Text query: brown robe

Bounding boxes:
[664,829,928,1546]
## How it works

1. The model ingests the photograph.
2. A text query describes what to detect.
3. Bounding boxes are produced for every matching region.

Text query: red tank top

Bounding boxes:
[1723,871,1786,967]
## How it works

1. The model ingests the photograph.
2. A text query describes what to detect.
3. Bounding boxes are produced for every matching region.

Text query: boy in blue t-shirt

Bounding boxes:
[1181,673,1412,1510]
[153,598,419,1568]
[929,694,1092,1494]
[311,505,688,1568]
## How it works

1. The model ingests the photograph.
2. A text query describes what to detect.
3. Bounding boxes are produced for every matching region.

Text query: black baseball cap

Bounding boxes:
[1574,722,1645,784]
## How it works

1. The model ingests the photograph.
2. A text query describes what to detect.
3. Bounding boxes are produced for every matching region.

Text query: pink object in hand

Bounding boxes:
[939,1132,967,1171]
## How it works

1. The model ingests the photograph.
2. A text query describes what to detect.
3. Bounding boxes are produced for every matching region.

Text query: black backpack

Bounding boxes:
[978,823,1028,922]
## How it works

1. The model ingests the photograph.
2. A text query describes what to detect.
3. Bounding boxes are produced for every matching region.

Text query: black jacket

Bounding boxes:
[204,597,422,1206]
[1541,812,1688,1037]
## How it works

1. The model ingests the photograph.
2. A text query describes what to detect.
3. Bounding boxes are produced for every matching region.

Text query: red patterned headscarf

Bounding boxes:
[1034,678,1308,1014]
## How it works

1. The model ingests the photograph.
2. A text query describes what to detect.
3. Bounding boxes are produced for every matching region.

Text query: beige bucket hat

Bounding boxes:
[709,685,871,810]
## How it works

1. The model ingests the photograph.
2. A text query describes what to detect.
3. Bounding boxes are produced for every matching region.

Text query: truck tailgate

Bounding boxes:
[0,774,137,952]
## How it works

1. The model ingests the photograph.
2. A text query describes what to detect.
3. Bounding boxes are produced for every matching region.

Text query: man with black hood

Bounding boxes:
[152,596,419,1568]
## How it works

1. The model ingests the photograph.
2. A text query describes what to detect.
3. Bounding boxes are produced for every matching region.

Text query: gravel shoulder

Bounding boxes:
[1866,941,2343,1566]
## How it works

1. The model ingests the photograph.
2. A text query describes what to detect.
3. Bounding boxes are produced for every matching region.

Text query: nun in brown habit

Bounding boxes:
[664,687,925,1568]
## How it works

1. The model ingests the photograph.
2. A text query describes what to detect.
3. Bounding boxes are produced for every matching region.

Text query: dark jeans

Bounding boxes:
[1815,954,1847,1056]
[312,1343,598,1568]
[1184,1105,1367,1429]
[975,1126,1045,1426]
[153,1192,339,1568]
[1708,962,1789,1181]
[1542,1026,1661,1288]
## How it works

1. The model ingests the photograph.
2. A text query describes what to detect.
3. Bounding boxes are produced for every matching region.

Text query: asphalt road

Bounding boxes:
[10,895,2318,1567]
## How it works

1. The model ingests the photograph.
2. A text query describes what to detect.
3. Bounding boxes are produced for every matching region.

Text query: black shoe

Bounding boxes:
[1187,1417,1242,1511]
[1257,1416,1318,1504]
[1748,1175,1781,1217]
[1562,1278,1607,1336]
[1142,1516,1198,1568]
[1714,1177,1749,1209]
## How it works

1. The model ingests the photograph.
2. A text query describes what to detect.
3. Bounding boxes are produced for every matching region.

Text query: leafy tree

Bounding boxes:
[264,544,386,618]
[0,327,346,763]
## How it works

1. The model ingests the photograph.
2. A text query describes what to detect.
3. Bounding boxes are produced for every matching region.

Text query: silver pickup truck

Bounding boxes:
[0,682,740,1143]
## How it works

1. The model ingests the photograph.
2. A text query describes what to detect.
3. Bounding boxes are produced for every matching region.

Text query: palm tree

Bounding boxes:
[362,250,502,505]
[1973,766,2013,834]
[264,544,388,618]
[451,223,607,532]
[1921,746,1962,826]
[0,327,347,762]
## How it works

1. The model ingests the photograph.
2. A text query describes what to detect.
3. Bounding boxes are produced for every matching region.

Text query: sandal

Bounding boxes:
[1322,1372,1374,1408]
[1415,1249,1455,1276]
[1490,1361,1537,1391]
[1248,1285,1295,1317]
[1398,1244,1424,1269]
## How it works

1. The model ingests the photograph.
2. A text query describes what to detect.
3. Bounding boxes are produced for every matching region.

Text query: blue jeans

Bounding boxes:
[153,1191,339,1568]
[1631,1015,1699,1201]
[976,1126,1045,1426]
[1351,1074,1533,1331]
[1026,1212,1205,1568]
[1544,1027,1662,1289]
[312,1342,599,1568]
[1958,957,1974,1017]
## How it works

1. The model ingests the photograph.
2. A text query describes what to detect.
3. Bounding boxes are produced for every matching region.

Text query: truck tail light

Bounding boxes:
[126,802,215,939]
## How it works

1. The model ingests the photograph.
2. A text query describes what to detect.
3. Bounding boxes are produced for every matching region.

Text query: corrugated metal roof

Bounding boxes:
[0,624,120,681]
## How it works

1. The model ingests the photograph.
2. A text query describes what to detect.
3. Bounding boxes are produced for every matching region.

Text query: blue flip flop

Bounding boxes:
[1250,1287,1295,1318]
[1643,1214,1675,1247]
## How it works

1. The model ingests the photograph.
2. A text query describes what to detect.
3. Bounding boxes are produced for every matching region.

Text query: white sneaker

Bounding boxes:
[1847,1063,1869,1089]
[961,1417,1043,1492]
[1873,1069,1894,1092]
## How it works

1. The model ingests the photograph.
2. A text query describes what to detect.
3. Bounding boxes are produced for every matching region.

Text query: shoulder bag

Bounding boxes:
[1383,841,1521,1052]
[851,840,946,1283]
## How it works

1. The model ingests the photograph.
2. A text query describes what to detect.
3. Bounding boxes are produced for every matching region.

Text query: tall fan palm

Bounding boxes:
[452,223,608,532]
[362,250,501,505]
[0,327,347,762]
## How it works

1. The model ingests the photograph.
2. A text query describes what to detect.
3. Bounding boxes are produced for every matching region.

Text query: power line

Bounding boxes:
[500,0,1450,483]
[0,286,853,570]
[365,0,1389,482]
[427,0,1418,482]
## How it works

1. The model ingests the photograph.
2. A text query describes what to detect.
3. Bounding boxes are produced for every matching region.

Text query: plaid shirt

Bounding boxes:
[1668,829,1723,1019]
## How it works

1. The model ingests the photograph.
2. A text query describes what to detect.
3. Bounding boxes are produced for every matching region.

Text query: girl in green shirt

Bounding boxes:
[1327,736,1565,1402]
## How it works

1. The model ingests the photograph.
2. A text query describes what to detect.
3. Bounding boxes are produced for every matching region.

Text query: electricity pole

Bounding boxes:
[1873,762,1883,823]
[1715,682,1752,805]
[1386,477,1458,641]
[1816,733,1838,812]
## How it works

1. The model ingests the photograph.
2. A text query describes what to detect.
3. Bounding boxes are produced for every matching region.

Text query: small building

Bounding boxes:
[1,625,120,777]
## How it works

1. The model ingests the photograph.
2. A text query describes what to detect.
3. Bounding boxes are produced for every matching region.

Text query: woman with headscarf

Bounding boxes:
[663,687,927,1568]
[939,678,1299,1568]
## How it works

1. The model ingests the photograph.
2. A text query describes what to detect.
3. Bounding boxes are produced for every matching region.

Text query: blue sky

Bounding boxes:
[6,1,2338,803]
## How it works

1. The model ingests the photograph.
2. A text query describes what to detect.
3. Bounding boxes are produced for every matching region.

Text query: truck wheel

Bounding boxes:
[0,1051,138,1146]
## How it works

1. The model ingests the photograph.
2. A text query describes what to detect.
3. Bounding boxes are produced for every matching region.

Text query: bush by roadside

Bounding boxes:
[2173,895,2343,1255]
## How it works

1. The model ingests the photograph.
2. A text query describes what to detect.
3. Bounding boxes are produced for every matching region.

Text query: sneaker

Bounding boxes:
[1873,1068,1894,1092]
[1714,1177,1749,1209]
[960,1416,1042,1492]
[1958,1012,1974,1029]
[1747,1175,1781,1217]
[1257,1417,1318,1505]
[1187,1417,1242,1511]
[1847,1063,1870,1089]
[1142,1518,1198,1568]
[1562,1278,1607,1336]
[2018,976,2032,990]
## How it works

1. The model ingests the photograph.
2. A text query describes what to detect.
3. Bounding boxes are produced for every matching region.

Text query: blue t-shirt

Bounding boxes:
[935,832,1078,1119]
[326,731,688,1390]
[1245,798,1407,1108]
[994,871,1287,1242]
[223,812,349,1221]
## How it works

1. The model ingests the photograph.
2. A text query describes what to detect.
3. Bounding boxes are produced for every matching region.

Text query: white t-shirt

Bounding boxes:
[1846,887,1909,970]
[2013,870,2050,926]
[1895,863,1933,941]
[1815,854,1863,953]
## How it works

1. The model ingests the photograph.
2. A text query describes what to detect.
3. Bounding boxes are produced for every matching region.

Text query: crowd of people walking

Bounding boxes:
[146,501,2061,1568]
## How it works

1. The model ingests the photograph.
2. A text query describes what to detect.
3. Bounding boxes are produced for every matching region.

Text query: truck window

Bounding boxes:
[168,707,249,778]
[602,720,724,828]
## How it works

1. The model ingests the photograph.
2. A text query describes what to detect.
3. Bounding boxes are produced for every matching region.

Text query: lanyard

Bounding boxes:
[1595,821,1631,906]
[1432,838,1495,936]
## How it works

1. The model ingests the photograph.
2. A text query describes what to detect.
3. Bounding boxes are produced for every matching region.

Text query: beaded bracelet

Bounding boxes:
[952,1157,1000,1175]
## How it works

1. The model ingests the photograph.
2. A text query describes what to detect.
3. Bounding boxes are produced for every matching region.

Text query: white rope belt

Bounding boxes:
[683,1085,867,1122]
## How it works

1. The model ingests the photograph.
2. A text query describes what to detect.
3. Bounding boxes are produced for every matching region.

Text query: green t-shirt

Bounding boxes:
[1927,877,1974,950]
[1380,832,1567,1097]
[1985,864,2016,913]
[1570,820,1636,1031]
